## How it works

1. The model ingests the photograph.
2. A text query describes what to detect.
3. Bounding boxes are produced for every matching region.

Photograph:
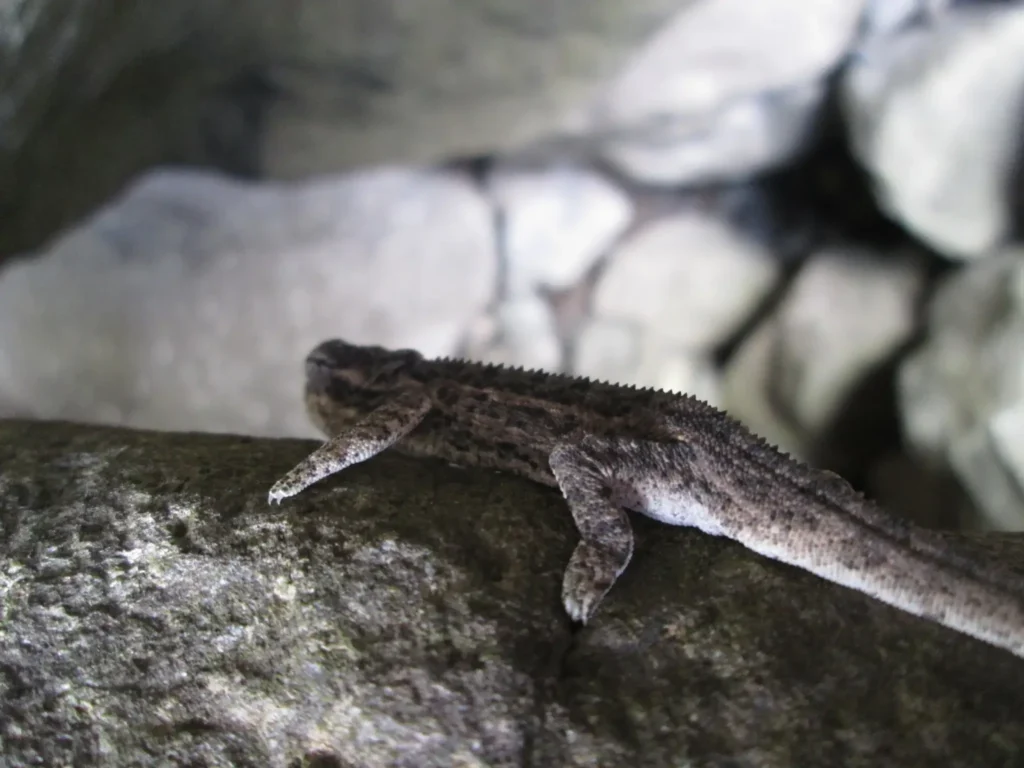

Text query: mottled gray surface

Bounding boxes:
[900,251,1024,531]
[843,4,1024,258]
[1,0,685,258]
[592,210,780,351]
[722,247,924,469]
[0,167,496,438]
[2,419,1024,767]
[594,0,866,184]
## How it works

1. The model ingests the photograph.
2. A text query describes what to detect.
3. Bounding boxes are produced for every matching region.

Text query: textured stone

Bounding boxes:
[861,0,950,36]
[0,167,497,437]
[572,317,641,382]
[488,162,632,295]
[899,252,1024,530]
[843,5,1024,258]
[721,319,806,461]
[867,451,970,531]
[573,319,721,405]
[0,0,688,258]
[2,419,1024,767]
[472,295,565,373]
[723,248,924,466]
[256,2,686,177]
[594,0,866,185]
[593,210,780,352]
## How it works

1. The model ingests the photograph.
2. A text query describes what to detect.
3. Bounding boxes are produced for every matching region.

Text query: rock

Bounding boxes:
[720,318,807,461]
[843,5,1024,258]
[593,0,867,185]
[0,2,244,258]
[867,451,973,531]
[899,251,1024,530]
[572,317,641,382]
[0,4,200,155]
[487,162,633,295]
[722,247,924,467]
[0,1,694,258]
[469,294,565,372]
[861,0,951,36]
[592,209,781,352]
[573,319,721,405]
[256,2,686,177]
[0,167,497,437]
[3,419,1024,767]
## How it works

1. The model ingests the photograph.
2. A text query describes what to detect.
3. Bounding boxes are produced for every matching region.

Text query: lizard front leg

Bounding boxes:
[268,389,432,504]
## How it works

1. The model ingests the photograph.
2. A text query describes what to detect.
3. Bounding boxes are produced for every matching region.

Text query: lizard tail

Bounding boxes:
[733,499,1024,659]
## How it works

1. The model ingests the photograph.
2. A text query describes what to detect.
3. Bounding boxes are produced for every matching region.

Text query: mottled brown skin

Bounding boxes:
[269,339,1024,659]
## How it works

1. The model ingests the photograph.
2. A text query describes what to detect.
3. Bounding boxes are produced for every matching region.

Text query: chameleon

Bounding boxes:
[268,338,1024,658]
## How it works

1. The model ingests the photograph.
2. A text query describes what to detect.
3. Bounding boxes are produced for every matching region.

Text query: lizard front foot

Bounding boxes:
[562,541,623,623]
[267,472,305,505]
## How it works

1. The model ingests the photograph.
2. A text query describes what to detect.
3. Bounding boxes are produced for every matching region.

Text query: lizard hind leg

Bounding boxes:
[549,438,636,624]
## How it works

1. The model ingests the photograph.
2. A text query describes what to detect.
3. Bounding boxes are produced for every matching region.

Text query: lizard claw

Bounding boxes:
[266,480,292,506]
[563,593,592,625]
[562,574,607,625]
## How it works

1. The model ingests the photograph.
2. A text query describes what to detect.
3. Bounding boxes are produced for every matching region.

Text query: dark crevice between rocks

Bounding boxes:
[522,618,578,768]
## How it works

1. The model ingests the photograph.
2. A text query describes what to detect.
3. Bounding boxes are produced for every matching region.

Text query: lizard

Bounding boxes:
[268,338,1024,659]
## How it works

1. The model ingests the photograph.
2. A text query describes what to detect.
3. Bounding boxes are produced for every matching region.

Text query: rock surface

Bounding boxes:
[723,247,924,467]
[488,162,632,296]
[593,209,781,352]
[0,0,685,258]
[3,420,1024,767]
[594,0,867,184]
[843,4,1024,258]
[471,294,566,373]
[0,167,497,438]
[900,251,1024,531]
[573,320,722,407]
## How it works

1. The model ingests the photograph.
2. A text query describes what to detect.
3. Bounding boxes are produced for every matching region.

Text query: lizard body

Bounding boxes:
[268,339,1024,658]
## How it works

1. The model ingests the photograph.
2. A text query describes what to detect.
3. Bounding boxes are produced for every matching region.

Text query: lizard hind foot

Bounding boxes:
[561,541,625,624]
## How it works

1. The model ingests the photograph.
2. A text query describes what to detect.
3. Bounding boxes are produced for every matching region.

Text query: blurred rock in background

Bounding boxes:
[2,0,1024,533]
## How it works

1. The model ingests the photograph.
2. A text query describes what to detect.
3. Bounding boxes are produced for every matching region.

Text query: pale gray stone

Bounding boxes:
[470,295,565,372]
[723,248,925,463]
[0,0,689,257]
[254,1,687,177]
[574,319,721,405]
[770,248,924,437]
[861,0,950,36]
[0,167,497,437]
[843,5,1024,258]
[593,210,780,352]
[630,334,722,406]
[900,252,1024,530]
[721,319,807,461]
[3,419,1024,767]
[488,163,632,295]
[593,0,867,185]
[572,317,642,383]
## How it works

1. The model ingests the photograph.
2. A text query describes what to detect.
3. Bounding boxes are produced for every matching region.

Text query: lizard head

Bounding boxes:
[303,339,424,431]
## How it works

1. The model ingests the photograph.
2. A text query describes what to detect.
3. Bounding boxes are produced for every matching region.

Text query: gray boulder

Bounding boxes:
[2,419,1023,766]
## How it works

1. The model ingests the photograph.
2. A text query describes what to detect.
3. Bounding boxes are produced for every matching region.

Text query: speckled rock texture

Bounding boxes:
[2,419,1023,767]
